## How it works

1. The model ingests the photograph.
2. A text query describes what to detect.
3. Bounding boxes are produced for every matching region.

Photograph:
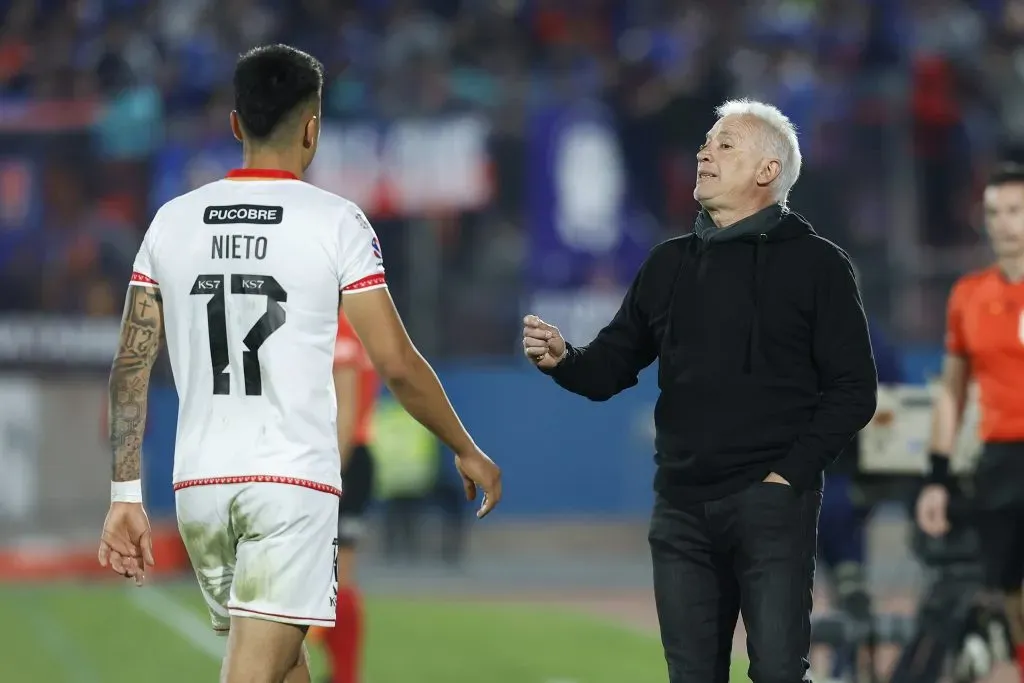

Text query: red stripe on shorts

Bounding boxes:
[173,475,341,497]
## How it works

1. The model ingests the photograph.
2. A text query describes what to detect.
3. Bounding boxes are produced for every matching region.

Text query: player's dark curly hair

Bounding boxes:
[233,44,324,142]
[987,162,1024,187]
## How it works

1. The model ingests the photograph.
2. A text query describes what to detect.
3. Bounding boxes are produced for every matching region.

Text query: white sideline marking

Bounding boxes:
[128,586,225,660]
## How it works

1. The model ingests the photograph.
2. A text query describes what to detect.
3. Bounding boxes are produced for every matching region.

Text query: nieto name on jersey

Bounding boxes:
[211,234,269,260]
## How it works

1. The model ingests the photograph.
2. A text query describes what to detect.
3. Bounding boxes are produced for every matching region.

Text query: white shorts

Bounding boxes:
[175,480,339,633]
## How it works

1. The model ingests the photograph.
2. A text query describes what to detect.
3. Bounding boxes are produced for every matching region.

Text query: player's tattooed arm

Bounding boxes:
[108,285,164,482]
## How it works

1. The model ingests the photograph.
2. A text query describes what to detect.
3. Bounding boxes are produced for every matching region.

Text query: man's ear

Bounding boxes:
[230,111,244,143]
[757,159,782,188]
[757,158,778,188]
[303,116,318,149]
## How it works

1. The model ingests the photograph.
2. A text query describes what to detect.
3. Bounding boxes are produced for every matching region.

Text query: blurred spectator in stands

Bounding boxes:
[0,0,36,97]
[909,0,984,247]
[984,31,1024,164]
[39,165,134,315]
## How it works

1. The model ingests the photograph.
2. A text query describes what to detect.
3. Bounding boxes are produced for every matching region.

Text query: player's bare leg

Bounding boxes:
[221,616,308,683]
[284,642,312,683]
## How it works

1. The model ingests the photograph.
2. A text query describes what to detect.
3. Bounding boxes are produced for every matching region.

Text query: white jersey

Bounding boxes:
[130,169,386,495]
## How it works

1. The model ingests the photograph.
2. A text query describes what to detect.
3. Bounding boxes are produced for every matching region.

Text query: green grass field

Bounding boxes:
[0,581,750,682]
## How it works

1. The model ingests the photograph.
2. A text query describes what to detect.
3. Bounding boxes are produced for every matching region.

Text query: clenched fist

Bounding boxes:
[522,315,567,370]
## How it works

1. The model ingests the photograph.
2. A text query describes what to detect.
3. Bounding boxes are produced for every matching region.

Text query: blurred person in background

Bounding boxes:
[917,163,1024,683]
[816,316,903,683]
[909,0,983,248]
[429,446,472,566]
[97,43,502,683]
[378,446,470,567]
[371,397,445,565]
[40,164,136,315]
[309,311,380,683]
[523,99,877,683]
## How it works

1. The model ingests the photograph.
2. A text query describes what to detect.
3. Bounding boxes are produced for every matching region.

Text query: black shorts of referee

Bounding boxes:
[338,444,375,548]
[973,442,1024,591]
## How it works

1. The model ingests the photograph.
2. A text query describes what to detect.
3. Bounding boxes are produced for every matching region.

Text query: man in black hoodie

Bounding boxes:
[523,99,878,683]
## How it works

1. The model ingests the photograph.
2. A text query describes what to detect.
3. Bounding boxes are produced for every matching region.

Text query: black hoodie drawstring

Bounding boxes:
[747,233,769,374]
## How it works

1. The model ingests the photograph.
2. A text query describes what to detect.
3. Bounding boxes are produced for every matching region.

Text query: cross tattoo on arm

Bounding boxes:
[109,285,164,482]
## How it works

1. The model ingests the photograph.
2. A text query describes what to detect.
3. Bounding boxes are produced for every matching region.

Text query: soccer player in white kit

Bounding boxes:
[96,44,502,683]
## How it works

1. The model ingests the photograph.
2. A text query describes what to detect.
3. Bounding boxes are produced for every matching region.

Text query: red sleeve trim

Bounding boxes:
[130,271,158,286]
[342,274,386,292]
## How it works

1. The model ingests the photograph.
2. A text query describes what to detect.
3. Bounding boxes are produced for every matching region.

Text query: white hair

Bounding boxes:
[715,99,802,207]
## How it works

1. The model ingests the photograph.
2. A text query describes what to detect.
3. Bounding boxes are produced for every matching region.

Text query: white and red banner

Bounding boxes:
[308,114,492,218]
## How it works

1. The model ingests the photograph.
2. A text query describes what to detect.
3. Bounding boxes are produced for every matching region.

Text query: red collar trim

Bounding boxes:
[225,168,299,180]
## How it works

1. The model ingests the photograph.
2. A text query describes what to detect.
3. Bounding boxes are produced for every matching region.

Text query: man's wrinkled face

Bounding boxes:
[694,114,774,209]
[984,182,1024,259]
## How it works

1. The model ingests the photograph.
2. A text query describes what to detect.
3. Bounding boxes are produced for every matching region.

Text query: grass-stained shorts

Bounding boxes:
[175,479,339,633]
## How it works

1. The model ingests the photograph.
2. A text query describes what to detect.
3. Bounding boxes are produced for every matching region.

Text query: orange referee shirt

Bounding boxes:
[946,266,1024,442]
[334,312,380,447]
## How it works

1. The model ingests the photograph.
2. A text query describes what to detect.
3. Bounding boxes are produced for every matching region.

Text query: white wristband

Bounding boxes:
[111,480,143,503]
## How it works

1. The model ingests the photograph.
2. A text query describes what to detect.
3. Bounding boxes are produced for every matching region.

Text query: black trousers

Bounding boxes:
[973,442,1024,593]
[649,481,821,683]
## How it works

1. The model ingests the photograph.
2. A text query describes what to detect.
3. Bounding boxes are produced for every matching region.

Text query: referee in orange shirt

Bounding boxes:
[316,310,380,683]
[917,164,1024,681]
